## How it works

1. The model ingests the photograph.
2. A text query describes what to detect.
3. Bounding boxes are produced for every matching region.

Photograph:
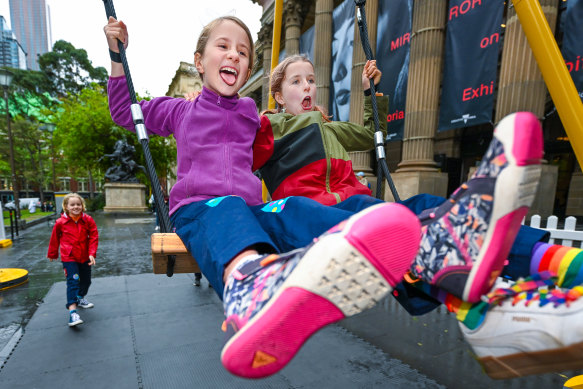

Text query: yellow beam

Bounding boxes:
[268,0,283,110]
[262,0,284,202]
[512,0,583,169]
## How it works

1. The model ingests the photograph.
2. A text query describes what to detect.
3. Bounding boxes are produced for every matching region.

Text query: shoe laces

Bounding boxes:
[482,271,583,308]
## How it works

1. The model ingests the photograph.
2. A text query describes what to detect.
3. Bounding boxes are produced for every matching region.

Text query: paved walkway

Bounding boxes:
[0,272,449,389]
[0,212,578,388]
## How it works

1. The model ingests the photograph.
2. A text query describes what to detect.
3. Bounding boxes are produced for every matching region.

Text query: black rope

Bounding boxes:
[375,163,383,199]
[354,0,400,202]
[102,0,176,276]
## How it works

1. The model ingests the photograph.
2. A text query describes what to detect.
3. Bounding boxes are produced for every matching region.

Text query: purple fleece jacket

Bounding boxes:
[108,76,262,215]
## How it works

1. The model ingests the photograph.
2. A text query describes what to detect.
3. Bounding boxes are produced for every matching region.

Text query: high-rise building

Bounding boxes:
[9,0,50,71]
[0,15,26,70]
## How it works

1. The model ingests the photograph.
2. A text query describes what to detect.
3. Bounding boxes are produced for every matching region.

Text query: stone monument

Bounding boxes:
[101,140,149,213]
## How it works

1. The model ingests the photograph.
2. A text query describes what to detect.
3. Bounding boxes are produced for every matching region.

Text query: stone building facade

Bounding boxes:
[244,0,581,218]
[166,62,203,98]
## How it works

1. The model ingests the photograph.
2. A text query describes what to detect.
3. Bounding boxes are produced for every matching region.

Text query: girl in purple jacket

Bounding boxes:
[104,16,543,379]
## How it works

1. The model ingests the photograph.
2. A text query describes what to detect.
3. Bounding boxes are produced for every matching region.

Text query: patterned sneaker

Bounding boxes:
[78,297,94,309]
[68,310,83,327]
[459,273,583,379]
[221,203,421,378]
[410,112,543,302]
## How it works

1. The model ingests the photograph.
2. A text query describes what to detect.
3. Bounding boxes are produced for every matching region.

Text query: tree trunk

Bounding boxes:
[88,169,94,199]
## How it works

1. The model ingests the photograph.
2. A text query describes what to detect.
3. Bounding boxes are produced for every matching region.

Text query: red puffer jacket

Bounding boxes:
[47,213,99,263]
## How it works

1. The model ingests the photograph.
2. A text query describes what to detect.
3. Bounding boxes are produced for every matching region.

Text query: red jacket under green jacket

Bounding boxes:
[47,213,99,263]
[253,95,388,205]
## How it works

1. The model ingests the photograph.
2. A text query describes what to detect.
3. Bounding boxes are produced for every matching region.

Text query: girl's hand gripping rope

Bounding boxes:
[103,16,129,53]
[361,59,382,93]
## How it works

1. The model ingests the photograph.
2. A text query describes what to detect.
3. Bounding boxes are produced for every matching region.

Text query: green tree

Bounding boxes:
[0,116,49,199]
[38,40,108,97]
[0,40,111,202]
[1,40,175,200]
[53,85,177,196]
[53,85,117,196]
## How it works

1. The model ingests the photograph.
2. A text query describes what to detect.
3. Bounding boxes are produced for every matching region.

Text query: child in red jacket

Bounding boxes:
[47,193,99,327]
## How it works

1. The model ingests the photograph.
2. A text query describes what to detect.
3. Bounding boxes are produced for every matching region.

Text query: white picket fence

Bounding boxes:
[526,214,583,248]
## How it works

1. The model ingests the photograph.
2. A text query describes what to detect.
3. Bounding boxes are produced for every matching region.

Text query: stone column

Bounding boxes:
[388,0,448,201]
[495,0,559,121]
[348,0,378,190]
[284,0,305,56]
[314,0,333,111]
[258,23,273,111]
[496,0,560,217]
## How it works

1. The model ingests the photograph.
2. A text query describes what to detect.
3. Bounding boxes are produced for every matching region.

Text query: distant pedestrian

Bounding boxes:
[149,193,159,230]
[47,193,99,327]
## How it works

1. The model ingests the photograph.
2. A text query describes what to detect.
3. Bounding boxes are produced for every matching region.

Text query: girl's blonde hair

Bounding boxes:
[195,16,255,81]
[264,54,331,122]
[62,193,86,215]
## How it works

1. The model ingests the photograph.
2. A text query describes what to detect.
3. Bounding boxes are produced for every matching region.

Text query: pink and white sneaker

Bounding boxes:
[460,274,583,379]
[410,112,543,302]
[221,203,421,378]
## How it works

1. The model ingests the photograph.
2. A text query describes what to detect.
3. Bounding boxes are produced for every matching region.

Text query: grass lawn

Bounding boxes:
[2,210,55,227]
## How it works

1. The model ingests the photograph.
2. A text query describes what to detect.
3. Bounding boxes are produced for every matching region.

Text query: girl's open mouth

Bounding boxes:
[220,67,238,86]
[302,96,312,110]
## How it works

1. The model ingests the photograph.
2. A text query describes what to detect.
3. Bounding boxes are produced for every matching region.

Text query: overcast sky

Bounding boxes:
[0,0,263,96]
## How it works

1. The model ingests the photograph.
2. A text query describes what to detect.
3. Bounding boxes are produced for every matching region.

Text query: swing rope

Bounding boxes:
[102,0,177,276]
[354,0,400,202]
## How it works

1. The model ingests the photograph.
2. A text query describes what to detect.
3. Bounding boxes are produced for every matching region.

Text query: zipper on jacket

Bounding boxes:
[323,133,341,203]
[222,109,232,193]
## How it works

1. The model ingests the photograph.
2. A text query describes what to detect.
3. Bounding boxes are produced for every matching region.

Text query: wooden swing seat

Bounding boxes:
[151,233,200,274]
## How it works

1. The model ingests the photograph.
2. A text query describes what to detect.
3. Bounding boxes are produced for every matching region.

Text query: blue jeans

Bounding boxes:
[62,261,92,309]
[171,196,356,295]
[171,193,548,309]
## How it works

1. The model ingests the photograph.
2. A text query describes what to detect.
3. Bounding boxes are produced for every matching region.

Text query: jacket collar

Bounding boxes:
[200,86,239,110]
[61,212,86,222]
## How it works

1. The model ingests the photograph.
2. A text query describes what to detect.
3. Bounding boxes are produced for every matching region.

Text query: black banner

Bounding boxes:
[562,0,583,101]
[299,25,315,62]
[376,0,413,141]
[330,0,355,122]
[438,0,504,131]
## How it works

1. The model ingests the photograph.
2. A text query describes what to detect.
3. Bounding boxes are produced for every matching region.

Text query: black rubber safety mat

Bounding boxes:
[0,273,444,389]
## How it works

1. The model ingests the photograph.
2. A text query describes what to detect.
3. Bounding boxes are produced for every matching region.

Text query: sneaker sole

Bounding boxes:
[78,304,94,309]
[68,319,83,327]
[462,112,542,302]
[221,203,421,378]
[479,341,583,379]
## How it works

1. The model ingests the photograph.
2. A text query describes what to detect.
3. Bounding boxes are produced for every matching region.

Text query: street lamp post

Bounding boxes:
[0,68,20,220]
[37,139,45,206]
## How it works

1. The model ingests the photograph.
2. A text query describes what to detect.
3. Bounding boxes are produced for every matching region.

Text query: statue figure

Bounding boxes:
[101,140,144,183]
